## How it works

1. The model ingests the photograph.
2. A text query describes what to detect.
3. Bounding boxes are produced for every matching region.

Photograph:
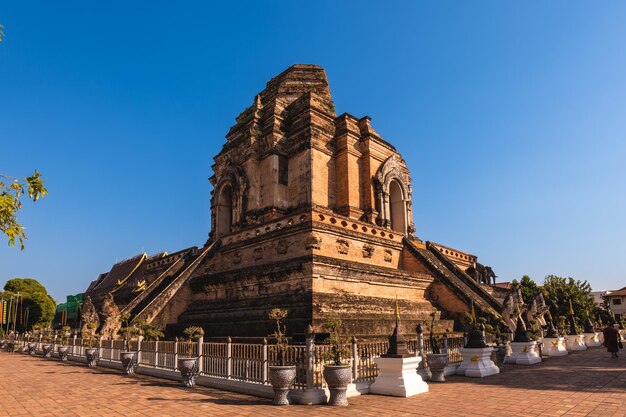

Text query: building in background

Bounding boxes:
[604,286,626,321]
[54,293,83,329]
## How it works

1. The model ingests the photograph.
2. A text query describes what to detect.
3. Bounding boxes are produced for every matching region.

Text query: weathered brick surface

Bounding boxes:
[1,348,624,416]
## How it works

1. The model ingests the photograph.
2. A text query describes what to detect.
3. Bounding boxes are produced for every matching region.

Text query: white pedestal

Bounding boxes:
[543,337,568,356]
[456,347,499,378]
[566,334,587,351]
[370,356,429,397]
[583,332,601,348]
[508,341,541,365]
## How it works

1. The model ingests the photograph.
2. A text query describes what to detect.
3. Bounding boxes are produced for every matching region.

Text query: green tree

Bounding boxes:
[4,278,47,295]
[541,275,595,321]
[511,275,539,305]
[1,171,48,249]
[1,278,56,328]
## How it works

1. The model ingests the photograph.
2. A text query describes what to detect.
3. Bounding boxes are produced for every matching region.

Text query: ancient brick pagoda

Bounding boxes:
[83,64,504,338]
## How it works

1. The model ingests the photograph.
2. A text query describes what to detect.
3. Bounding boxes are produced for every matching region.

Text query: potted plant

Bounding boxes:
[57,326,71,361]
[119,313,139,375]
[178,326,202,388]
[321,318,352,406]
[83,322,99,367]
[426,312,448,382]
[267,308,296,406]
[41,327,53,358]
[27,326,40,355]
[135,319,165,342]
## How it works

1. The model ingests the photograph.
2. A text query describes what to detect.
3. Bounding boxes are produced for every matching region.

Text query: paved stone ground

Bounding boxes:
[0,347,624,417]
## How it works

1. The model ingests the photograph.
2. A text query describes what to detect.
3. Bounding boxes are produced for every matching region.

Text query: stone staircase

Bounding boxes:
[131,241,218,324]
[404,238,503,316]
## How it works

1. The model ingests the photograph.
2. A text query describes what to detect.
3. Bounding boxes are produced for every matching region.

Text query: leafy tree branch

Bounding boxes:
[0,171,48,249]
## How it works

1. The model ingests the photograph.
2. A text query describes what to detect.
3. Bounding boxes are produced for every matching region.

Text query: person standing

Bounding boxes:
[602,322,621,358]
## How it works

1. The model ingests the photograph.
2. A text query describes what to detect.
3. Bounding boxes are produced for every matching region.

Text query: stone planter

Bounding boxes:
[508,341,541,365]
[565,334,587,351]
[120,351,136,375]
[456,347,499,378]
[268,365,297,406]
[27,342,37,355]
[583,333,601,348]
[42,344,53,358]
[177,357,198,388]
[543,337,568,356]
[323,365,352,406]
[57,346,69,361]
[426,353,448,382]
[370,356,429,397]
[85,348,99,367]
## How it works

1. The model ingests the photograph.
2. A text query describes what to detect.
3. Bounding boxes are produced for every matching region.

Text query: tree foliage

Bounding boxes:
[512,275,539,305]
[4,278,47,295]
[0,171,48,250]
[541,275,596,320]
[1,278,55,327]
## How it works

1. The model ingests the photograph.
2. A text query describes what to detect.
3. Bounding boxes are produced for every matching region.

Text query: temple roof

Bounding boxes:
[85,253,146,298]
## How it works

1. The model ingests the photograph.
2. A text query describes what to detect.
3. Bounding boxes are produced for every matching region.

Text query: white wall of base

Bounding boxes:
[508,341,541,365]
[456,347,499,377]
[542,337,568,356]
[369,356,429,397]
[566,335,587,351]
[583,333,601,347]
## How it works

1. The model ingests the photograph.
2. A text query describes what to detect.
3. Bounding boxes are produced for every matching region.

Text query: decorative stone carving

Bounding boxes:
[502,285,525,333]
[336,239,350,255]
[232,251,242,264]
[527,291,549,333]
[384,249,393,263]
[362,244,375,258]
[373,155,414,234]
[253,246,264,261]
[80,296,100,337]
[99,292,122,339]
[210,163,249,238]
[304,233,321,250]
[276,239,288,255]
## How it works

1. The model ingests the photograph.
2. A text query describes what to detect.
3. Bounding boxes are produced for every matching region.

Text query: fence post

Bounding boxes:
[197,330,204,375]
[416,324,431,381]
[351,336,358,382]
[137,335,143,365]
[305,324,315,389]
[154,339,160,368]
[262,338,268,384]
[226,336,232,379]
[174,337,179,371]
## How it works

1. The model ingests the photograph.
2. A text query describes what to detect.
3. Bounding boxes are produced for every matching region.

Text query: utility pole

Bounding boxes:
[24,307,30,332]
[12,293,20,333]
[5,296,12,334]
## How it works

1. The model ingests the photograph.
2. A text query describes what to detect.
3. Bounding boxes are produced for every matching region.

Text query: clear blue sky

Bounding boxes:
[2,2,625,301]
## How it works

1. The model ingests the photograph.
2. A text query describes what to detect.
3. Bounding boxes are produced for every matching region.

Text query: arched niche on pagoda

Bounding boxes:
[211,164,249,238]
[374,155,413,236]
